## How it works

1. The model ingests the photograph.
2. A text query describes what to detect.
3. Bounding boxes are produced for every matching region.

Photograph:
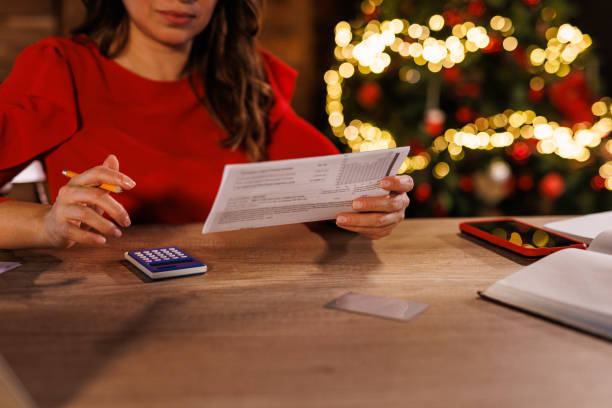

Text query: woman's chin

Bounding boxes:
[152,30,197,49]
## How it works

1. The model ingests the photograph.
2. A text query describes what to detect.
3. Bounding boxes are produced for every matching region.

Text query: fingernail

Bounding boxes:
[381,180,392,188]
[123,178,136,188]
[353,201,364,210]
[122,216,131,227]
[95,236,106,245]
[113,228,122,238]
[337,216,348,224]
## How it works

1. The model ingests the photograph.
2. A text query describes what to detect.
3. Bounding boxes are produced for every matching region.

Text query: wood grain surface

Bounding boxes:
[0,217,610,408]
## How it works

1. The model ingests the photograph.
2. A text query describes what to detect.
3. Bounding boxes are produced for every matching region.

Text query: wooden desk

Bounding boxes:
[1,217,610,408]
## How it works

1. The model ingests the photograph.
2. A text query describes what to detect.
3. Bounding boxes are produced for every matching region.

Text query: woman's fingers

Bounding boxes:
[379,175,414,193]
[336,224,395,240]
[59,219,107,246]
[57,185,131,227]
[62,204,122,238]
[102,154,120,171]
[336,175,414,239]
[68,165,136,191]
[40,154,133,248]
[352,192,410,213]
[336,209,404,229]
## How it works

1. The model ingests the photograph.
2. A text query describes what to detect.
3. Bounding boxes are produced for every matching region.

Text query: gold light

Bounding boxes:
[592,101,608,117]
[326,10,610,173]
[530,76,545,91]
[530,48,546,66]
[490,16,505,31]
[503,36,518,51]
[433,162,450,179]
[428,14,444,31]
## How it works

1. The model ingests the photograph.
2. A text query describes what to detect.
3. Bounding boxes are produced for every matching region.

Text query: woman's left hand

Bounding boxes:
[335,175,414,239]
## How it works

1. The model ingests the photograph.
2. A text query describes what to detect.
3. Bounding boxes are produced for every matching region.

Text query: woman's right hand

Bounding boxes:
[41,154,136,248]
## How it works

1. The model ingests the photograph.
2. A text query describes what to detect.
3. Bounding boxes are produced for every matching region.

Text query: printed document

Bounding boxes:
[202,147,410,234]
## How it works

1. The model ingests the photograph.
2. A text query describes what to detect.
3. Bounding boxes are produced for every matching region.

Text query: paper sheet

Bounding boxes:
[325,292,428,321]
[544,211,612,244]
[489,248,612,316]
[0,263,20,275]
[202,147,410,234]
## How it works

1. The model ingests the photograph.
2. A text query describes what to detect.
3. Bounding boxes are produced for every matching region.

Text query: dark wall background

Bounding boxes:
[574,0,612,97]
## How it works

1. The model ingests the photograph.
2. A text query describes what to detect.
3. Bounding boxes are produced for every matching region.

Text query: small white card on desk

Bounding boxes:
[0,263,21,275]
[325,292,428,322]
[202,147,410,234]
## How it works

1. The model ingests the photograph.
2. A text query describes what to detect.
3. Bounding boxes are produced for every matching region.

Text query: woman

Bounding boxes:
[0,0,413,249]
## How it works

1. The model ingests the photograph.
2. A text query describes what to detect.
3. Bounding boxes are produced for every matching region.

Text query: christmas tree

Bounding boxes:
[324,0,612,216]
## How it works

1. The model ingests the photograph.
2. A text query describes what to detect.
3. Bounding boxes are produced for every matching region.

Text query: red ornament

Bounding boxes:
[467,0,486,17]
[455,106,475,123]
[433,202,447,217]
[511,141,531,161]
[443,10,462,26]
[528,88,544,103]
[536,22,548,37]
[459,176,474,192]
[512,47,528,69]
[523,0,540,6]
[539,172,565,198]
[425,109,446,136]
[357,81,382,109]
[548,71,595,125]
[590,175,606,191]
[517,174,534,191]
[456,83,481,98]
[483,35,502,54]
[408,139,426,155]
[442,66,461,83]
[415,183,432,202]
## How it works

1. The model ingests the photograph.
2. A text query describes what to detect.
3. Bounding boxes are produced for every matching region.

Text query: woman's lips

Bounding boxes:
[157,10,196,25]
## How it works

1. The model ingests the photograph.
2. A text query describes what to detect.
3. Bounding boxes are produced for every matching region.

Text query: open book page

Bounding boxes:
[202,147,410,234]
[493,248,612,314]
[544,211,612,244]
[482,248,612,338]
[586,229,612,255]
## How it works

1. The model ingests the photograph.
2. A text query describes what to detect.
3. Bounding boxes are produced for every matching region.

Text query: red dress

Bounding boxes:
[0,37,339,223]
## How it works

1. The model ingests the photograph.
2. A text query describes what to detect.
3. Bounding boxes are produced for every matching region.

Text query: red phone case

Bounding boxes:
[459,217,587,257]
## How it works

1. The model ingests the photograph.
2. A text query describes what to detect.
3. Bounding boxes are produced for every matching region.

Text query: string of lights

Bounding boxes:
[325,3,611,191]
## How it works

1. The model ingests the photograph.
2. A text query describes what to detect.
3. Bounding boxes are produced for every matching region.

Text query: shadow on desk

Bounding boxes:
[438,232,536,267]
[305,221,382,273]
[0,293,185,408]
[0,250,81,297]
[0,249,192,408]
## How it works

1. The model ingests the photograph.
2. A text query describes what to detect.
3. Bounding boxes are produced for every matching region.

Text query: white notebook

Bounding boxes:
[480,229,612,340]
[544,211,612,244]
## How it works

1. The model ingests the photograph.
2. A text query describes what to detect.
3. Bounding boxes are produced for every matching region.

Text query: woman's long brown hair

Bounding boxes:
[73,0,274,161]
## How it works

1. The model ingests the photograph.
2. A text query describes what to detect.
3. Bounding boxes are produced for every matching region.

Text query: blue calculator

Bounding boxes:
[124,247,207,280]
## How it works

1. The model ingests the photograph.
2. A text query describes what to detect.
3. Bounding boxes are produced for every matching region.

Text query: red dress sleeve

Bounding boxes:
[260,50,339,159]
[0,39,79,186]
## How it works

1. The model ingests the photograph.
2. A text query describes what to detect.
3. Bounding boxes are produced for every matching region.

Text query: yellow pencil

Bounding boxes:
[62,170,123,193]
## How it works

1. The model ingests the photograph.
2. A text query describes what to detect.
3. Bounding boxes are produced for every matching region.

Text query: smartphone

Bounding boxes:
[459,218,587,257]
